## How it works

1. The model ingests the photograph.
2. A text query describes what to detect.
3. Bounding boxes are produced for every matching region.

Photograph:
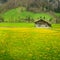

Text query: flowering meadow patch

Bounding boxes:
[0,28,60,60]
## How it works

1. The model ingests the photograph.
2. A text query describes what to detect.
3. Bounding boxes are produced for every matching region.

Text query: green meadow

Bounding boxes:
[0,23,34,27]
[0,7,60,60]
[0,23,60,28]
[0,28,60,60]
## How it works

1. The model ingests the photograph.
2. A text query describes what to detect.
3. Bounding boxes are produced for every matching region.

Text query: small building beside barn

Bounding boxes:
[34,19,51,28]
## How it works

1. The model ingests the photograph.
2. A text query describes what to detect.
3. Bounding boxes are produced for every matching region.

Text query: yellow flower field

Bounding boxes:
[0,28,60,60]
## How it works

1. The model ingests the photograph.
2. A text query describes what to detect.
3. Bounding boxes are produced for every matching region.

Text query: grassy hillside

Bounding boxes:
[0,28,60,60]
[55,13,60,17]
[1,7,53,22]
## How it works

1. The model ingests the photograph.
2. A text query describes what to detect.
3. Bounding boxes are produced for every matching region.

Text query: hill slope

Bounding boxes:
[1,7,53,22]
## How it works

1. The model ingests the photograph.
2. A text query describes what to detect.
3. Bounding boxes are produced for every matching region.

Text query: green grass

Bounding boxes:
[0,23,34,27]
[52,24,60,28]
[0,28,60,60]
[1,7,53,22]
[52,24,60,31]
[55,13,60,18]
[0,8,60,60]
[0,23,60,28]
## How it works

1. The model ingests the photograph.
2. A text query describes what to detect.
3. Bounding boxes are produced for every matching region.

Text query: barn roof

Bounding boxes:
[34,19,51,27]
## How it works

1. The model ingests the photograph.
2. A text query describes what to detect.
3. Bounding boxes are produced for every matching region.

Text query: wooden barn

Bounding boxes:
[34,19,51,28]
